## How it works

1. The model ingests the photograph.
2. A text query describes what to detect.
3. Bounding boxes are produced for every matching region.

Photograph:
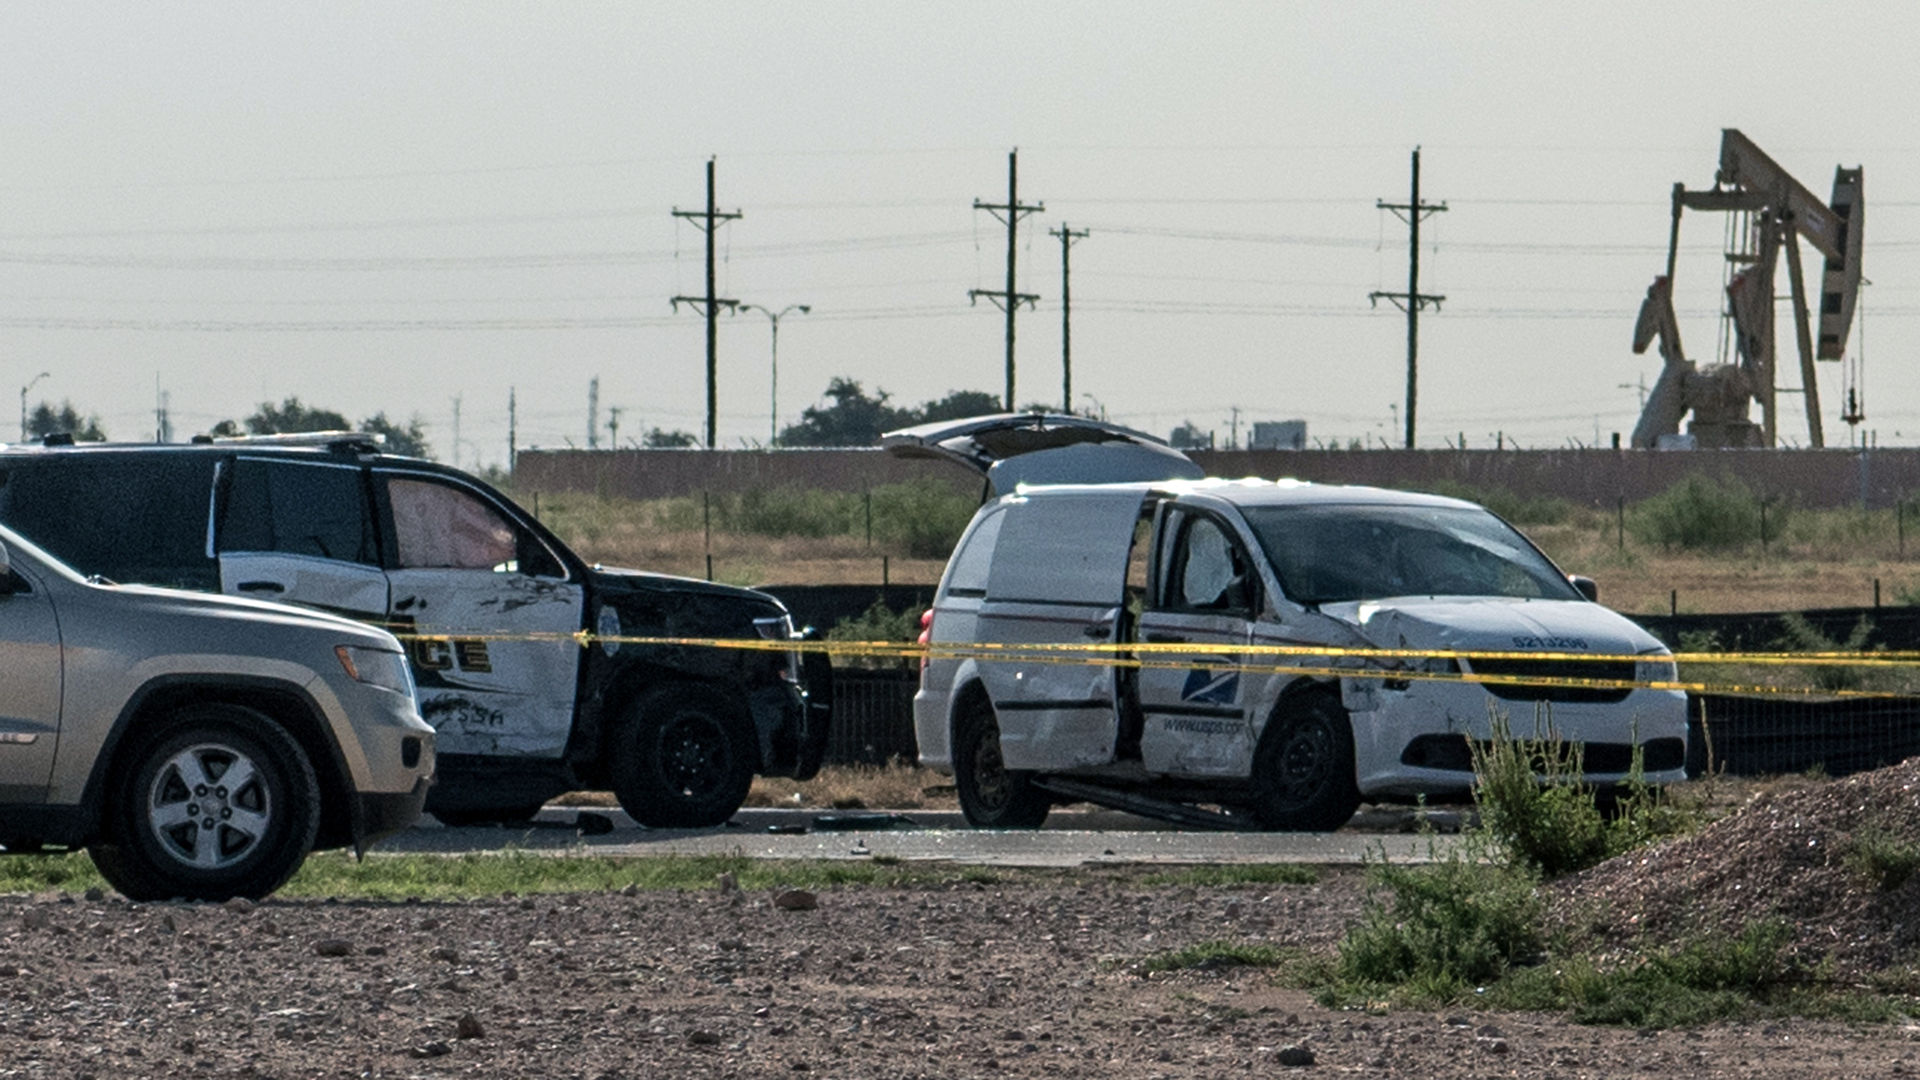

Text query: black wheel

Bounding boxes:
[1247,693,1361,832]
[89,704,320,902]
[432,804,545,827]
[611,686,757,829]
[953,698,1050,829]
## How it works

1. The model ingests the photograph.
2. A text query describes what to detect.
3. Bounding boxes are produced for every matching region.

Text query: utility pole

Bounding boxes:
[587,376,599,449]
[672,157,742,448]
[508,387,517,477]
[1050,222,1088,413]
[607,405,623,449]
[1368,147,1448,449]
[969,149,1043,411]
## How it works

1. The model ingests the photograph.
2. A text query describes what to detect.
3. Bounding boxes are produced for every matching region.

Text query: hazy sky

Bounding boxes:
[3,1,1917,467]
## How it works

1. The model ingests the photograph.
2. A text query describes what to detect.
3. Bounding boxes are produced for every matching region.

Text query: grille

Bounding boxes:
[1466,657,1637,704]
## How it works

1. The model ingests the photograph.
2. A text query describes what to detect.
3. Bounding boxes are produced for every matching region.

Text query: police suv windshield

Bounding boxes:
[1240,503,1581,606]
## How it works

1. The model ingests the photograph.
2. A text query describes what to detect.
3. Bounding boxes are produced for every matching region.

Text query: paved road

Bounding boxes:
[374,806,1471,867]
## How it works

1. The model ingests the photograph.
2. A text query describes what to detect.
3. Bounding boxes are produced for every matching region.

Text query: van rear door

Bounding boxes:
[979,488,1145,770]
[881,413,1203,497]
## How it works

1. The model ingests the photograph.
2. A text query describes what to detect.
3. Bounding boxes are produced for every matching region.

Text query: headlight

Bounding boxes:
[1635,650,1678,685]
[336,645,416,697]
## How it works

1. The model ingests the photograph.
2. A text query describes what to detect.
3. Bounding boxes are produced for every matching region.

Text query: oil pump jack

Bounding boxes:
[1630,130,1864,449]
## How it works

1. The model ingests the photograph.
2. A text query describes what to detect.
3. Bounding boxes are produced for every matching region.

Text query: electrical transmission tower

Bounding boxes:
[1050,223,1088,413]
[970,149,1044,411]
[672,157,742,448]
[1368,147,1448,449]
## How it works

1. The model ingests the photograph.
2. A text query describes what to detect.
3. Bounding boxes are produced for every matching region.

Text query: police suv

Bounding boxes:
[886,415,1688,830]
[0,434,831,829]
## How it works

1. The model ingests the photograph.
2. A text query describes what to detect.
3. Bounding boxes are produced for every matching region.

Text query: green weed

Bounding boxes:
[1630,474,1781,551]
[828,598,923,669]
[1843,824,1920,892]
[1329,854,1543,1001]
[1775,612,1878,692]
[1469,715,1610,878]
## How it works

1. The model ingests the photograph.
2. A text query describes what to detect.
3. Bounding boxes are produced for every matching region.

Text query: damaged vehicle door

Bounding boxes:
[1133,505,1262,778]
[374,471,583,760]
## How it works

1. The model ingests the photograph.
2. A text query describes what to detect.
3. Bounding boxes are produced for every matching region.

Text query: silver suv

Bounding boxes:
[0,524,435,900]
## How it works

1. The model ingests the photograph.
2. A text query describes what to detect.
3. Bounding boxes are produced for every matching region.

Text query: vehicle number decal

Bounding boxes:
[1511,636,1588,650]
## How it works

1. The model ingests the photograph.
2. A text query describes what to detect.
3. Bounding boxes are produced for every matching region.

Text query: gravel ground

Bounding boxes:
[6,857,1920,1079]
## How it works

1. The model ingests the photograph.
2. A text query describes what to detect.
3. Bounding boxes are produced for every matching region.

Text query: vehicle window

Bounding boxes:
[0,457,220,589]
[220,459,377,565]
[388,479,518,570]
[944,506,1004,595]
[1242,503,1581,605]
[1164,515,1254,613]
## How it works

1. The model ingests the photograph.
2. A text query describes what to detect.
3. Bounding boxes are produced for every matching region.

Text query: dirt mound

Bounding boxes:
[1550,758,1920,976]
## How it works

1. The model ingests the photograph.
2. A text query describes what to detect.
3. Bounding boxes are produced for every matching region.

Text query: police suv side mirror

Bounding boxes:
[1569,575,1598,603]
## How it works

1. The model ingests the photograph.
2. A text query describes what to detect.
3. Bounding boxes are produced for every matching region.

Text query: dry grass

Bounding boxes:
[513,487,1920,611]
[1522,512,1916,615]
[744,759,956,810]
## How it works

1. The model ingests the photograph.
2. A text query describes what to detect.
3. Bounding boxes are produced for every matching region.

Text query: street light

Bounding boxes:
[738,303,809,446]
[19,371,49,443]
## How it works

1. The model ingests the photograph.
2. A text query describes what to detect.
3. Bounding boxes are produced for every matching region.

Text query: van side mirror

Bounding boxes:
[1569,575,1598,603]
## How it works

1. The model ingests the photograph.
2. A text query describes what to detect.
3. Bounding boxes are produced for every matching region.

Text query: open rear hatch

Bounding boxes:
[880,413,1203,497]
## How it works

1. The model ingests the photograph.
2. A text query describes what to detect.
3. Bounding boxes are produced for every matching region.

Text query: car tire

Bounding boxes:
[1247,692,1361,832]
[953,698,1050,829]
[611,686,757,829]
[89,704,321,902]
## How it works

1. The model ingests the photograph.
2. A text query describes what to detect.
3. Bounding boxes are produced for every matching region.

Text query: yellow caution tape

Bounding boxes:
[376,626,1920,701]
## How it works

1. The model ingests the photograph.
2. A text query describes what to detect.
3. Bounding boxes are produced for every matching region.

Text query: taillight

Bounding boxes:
[918,608,934,671]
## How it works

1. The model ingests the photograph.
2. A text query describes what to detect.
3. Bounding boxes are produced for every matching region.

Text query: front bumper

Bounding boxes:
[1345,678,1689,797]
[354,774,434,850]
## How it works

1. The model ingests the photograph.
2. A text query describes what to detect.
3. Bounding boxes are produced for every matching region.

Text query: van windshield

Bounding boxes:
[1240,503,1581,605]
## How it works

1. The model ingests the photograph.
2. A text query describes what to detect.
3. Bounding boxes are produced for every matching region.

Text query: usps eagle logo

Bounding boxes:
[1180,667,1239,705]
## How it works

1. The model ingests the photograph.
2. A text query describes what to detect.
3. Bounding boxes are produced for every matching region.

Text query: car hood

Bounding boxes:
[105,582,404,647]
[880,412,1203,497]
[1317,596,1665,657]
[589,565,787,608]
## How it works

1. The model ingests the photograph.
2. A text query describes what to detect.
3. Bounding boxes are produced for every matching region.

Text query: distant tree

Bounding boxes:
[360,411,431,458]
[915,389,1003,424]
[778,378,918,447]
[644,427,699,448]
[239,397,352,435]
[27,400,106,441]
